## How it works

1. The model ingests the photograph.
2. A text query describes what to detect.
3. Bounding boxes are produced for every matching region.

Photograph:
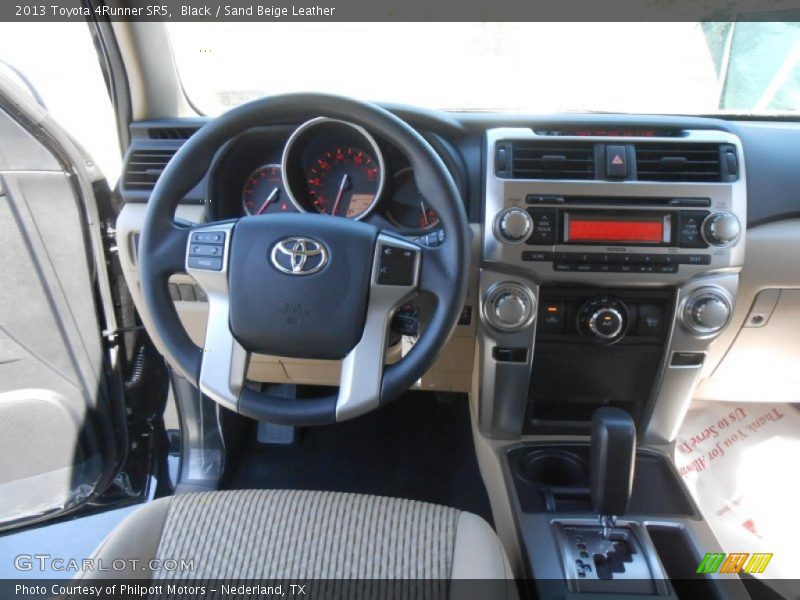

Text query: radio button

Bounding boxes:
[703,211,741,247]
[678,211,710,248]
[553,263,574,272]
[655,254,680,265]
[521,251,552,262]
[658,264,679,274]
[680,254,712,265]
[496,208,532,243]
[526,208,557,245]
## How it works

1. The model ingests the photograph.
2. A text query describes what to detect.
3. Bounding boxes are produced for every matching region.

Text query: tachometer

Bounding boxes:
[385,167,440,231]
[241,164,293,215]
[283,118,385,220]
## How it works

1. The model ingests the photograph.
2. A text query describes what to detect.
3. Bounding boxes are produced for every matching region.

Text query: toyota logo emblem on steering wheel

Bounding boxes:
[270,237,328,275]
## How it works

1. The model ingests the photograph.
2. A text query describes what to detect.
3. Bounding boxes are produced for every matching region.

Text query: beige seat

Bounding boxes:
[80,489,515,592]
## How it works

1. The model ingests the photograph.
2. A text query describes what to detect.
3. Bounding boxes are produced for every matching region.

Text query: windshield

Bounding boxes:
[167,22,800,116]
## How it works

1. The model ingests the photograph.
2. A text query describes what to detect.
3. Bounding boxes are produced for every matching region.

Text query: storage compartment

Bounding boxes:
[507,443,697,517]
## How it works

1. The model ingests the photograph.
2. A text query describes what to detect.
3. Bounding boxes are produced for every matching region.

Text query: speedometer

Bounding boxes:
[283,118,385,220]
[306,146,380,217]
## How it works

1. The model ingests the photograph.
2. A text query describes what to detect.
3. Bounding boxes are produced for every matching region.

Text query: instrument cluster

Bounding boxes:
[209,119,462,234]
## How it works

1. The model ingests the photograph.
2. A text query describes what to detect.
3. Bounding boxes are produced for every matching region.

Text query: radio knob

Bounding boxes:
[703,212,741,247]
[683,288,732,335]
[588,307,624,340]
[484,284,535,330]
[496,208,532,243]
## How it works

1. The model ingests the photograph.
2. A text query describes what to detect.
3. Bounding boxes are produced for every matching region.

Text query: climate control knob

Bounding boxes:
[683,288,732,335]
[484,283,535,330]
[495,208,532,243]
[577,296,629,343]
[703,211,741,247]
[588,307,624,340]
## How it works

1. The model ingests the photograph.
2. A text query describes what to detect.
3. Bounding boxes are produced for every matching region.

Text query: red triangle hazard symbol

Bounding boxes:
[611,154,624,165]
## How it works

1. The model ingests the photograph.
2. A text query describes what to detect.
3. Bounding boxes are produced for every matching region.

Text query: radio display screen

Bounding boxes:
[566,214,666,244]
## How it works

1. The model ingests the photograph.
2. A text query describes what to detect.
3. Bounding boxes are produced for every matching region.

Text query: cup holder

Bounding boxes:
[519,449,589,488]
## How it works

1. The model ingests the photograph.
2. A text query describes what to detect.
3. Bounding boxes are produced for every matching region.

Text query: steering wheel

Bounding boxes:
[138,94,470,426]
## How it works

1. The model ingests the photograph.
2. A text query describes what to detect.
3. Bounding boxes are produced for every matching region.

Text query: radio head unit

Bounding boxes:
[482,128,746,286]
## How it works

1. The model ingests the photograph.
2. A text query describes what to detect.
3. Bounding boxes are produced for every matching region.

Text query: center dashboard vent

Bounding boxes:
[122,149,176,191]
[634,143,727,182]
[507,141,596,180]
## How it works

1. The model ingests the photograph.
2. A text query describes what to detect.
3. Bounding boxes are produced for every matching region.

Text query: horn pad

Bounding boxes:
[228,214,377,359]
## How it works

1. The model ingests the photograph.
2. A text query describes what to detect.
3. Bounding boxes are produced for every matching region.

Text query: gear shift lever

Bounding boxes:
[590,407,636,538]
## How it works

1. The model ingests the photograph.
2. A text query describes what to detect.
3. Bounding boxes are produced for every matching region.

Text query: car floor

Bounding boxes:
[222,391,495,526]
[674,400,800,599]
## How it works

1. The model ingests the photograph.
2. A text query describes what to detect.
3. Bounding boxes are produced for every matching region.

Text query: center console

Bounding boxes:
[478,127,746,443]
[476,126,749,598]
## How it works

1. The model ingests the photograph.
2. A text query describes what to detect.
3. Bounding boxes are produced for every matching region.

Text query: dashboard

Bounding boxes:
[117,107,800,447]
[206,119,464,235]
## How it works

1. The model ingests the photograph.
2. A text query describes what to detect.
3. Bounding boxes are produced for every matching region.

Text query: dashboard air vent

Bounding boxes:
[148,127,199,140]
[509,141,595,179]
[635,143,722,182]
[123,149,176,191]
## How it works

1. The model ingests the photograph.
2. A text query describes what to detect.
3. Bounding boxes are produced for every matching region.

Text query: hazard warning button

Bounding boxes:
[606,144,627,178]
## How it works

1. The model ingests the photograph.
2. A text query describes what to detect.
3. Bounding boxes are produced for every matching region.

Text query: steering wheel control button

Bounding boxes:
[526,208,557,245]
[677,211,710,248]
[495,208,532,243]
[189,244,223,257]
[191,231,225,244]
[188,256,223,271]
[377,244,418,286]
[188,230,227,271]
[577,296,629,343]
[703,211,741,247]
[484,283,535,331]
[682,288,732,336]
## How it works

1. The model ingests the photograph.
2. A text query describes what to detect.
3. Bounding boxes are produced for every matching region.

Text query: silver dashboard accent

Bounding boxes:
[335,234,421,421]
[185,222,247,413]
[281,117,387,220]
